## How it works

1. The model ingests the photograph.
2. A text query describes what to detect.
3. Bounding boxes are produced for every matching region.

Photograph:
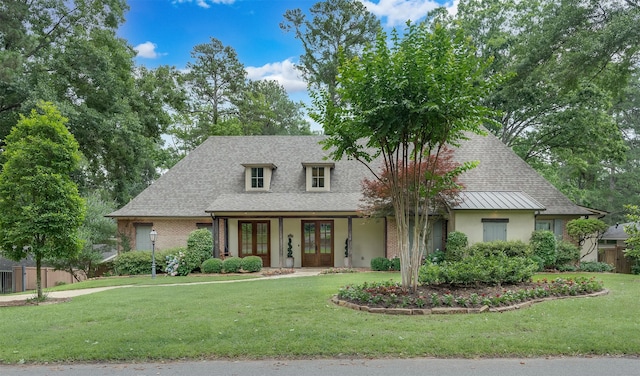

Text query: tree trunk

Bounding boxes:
[36,256,43,300]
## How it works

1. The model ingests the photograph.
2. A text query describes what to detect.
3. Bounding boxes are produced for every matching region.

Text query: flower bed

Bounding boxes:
[335,276,605,313]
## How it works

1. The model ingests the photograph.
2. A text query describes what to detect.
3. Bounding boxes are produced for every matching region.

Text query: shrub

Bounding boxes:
[222,257,242,273]
[187,229,213,265]
[426,249,446,264]
[418,254,538,286]
[164,247,200,276]
[468,240,531,257]
[556,241,580,267]
[389,257,400,271]
[113,251,153,276]
[579,261,614,272]
[445,231,468,261]
[371,257,391,271]
[530,230,557,268]
[241,256,263,272]
[201,258,223,273]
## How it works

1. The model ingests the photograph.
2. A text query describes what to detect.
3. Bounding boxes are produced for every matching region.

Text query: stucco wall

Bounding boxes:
[453,210,536,245]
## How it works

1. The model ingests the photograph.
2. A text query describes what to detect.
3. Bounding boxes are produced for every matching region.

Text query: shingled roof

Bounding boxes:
[108,136,373,217]
[452,131,592,216]
[108,132,590,218]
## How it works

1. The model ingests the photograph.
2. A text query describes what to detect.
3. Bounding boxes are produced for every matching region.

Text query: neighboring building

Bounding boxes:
[108,131,598,268]
[598,223,634,273]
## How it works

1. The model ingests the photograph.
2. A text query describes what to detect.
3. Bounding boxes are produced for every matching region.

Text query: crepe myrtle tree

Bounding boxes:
[0,102,85,299]
[313,21,502,291]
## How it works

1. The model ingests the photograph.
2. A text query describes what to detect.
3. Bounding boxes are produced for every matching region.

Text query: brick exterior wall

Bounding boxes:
[116,217,221,254]
[386,217,399,259]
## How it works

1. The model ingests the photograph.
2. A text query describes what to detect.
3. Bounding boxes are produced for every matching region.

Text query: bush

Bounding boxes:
[371,257,391,271]
[389,257,400,271]
[241,256,263,272]
[579,261,614,272]
[187,229,213,265]
[426,249,446,264]
[201,258,223,273]
[418,254,538,286]
[164,247,201,276]
[530,230,557,268]
[113,251,154,276]
[468,240,531,258]
[445,231,468,261]
[222,257,242,273]
[556,241,580,267]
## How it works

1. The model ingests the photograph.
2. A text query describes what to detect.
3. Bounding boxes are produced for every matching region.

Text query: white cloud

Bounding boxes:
[360,0,457,27]
[172,0,235,9]
[246,59,307,94]
[134,41,162,59]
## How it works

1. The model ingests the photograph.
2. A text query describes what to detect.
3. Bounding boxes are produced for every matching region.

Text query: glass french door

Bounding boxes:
[238,221,270,267]
[302,220,334,267]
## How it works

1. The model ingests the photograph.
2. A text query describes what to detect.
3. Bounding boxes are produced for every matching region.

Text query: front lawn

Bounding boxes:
[0,272,638,363]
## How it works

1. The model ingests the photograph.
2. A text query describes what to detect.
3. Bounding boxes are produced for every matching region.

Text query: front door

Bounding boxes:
[302,220,334,267]
[238,221,271,267]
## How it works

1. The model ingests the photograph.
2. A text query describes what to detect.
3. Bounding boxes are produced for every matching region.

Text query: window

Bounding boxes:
[535,219,563,240]
[311,167,324,188]
[242,163,276,191]
[303,162,334,191]
[482,219,508,242]
[251,167,264,188]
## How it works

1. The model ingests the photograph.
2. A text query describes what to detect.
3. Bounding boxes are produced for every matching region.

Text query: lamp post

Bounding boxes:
[149,228,157,279]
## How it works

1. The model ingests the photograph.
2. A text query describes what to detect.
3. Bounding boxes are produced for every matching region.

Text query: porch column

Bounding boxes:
[348,216,353,267]
[279,217,284,268]
[212,215,220,258]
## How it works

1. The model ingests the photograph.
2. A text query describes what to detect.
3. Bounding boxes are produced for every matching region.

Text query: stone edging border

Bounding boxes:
[331,289,609,315]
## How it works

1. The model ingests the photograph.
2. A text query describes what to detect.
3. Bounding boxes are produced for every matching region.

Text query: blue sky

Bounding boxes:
[117,0,457,128]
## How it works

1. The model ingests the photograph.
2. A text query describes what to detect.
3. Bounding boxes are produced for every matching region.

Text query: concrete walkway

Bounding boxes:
[0,269,323,303]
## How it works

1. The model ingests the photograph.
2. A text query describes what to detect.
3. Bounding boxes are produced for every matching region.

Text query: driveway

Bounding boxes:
[1,357,639,376]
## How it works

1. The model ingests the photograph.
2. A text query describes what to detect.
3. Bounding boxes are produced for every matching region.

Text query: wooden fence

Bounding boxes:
[598,246,632,274]
[10,266,85,293]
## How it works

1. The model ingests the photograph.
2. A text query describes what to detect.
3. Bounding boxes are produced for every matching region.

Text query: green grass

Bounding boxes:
[46,274,259,291]
[0,272,638,363]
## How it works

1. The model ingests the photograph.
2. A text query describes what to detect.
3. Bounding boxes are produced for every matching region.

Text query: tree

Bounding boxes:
[183,37,247,144]
[0,0,173,206]
[314,21,502,291]
[234,80,312,135]
[46,191,117,279]
[456,0,636,169]
[0,102,85,299]
[623,205,640,274]
[281,0,381,105]
[566,218,609,261]
[360,147,473,218]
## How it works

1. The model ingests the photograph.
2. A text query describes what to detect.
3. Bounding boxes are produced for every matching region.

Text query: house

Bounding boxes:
[598,223,634,273]
[108,131,599,268]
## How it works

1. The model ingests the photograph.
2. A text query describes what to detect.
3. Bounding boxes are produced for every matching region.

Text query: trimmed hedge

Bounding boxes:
[418,254,538,286]
[579,261,614,272]
[201,258,223,273]
[468,240,531,258]
[222,257,242,273]
[241,256,263,272]
[113,251,155,276]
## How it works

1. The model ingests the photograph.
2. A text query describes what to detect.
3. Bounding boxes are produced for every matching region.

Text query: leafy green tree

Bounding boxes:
[456,0,635,171]
[0,102,85,299]
[314,21,501,291]
[46,191,117,279]
[623,205,640,274]
[182,37,247,144]
[281,0,381,105]
[0,0,176,206]
[235,80,312,135]
[566,218,609,261]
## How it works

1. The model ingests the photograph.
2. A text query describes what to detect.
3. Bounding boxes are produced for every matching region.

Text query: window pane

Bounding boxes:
[251,167,264,188]
[312,167,324,188]
[319,222,332,254]
[304,223,316,254]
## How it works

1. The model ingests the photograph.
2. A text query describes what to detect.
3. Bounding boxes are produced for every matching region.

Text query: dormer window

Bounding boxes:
[303,162,334,192]
[251,167,264,188]
[243,163,276,192]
